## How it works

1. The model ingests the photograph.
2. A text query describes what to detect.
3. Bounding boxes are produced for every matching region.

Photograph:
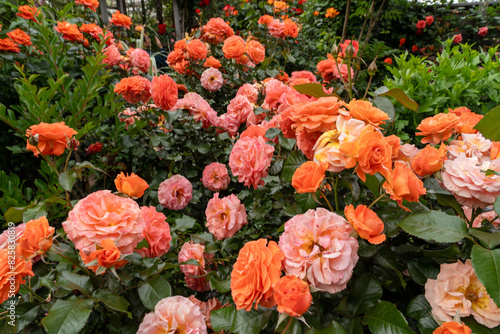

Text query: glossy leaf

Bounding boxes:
[474,105,500,141]
[364,301,414,334]
[399,211,468,243]
[138,275,172,310]
[471,245,500,307]
[41,298,93,334]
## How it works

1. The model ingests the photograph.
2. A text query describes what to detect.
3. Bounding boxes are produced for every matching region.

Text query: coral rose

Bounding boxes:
[491,141,500,160]
[344,205,386,244]
[158,175,193,210]
[339,39,359,57]
[292,161,327,193]
[268,19,285,38]
[416,113,460,144]
[202,162,230,191]
[54,21,85,43]
[203,56,222,68]
[425,260,500,328]
[274,275,312,317]
[175,92,218,128]
[118,108,139,129]
[0,248,33,304]
[478,26,488,37]
[151,74,178,111]
[202,18,234,44]
[114,76,152,104]
[236,83,259,104]
[17,5,41,22]
[291,97,346,133]
[382,161,426,211]
[452,34,462,44]
[179,241,210,291]
[200,67,224,92]
[188,296,225,331]
[416,20,426,29]
[110,10,132,29]
[279,208,359,293]
[26,122,78,157]
[75,0,99,11]
[317,58,353,82]
[426,15,434,25]
[63,190,145,254]
[258,15,274,25]
[7,29,31,46]
[433,322,471,334]
[222,35,246,59]
[137,296,207,334]
[411,143,447,177]
[102,44,121,67]
[19,216,55,260]
[245,40,265,64]
[0,38,20,53]
[263,78,290,110]
[114,172,149,198]
[129,48,151,73]
[136,206,172,258]
[186,39,208,60]
[90,239,127,269]
[347,99,389,127]
[240,125,268,140]
[449,107,483,134]
[205,193,247,240]
[229,136,274,189]
[227,95,253,124]
[231,238,284,311]
[283,19,299,38]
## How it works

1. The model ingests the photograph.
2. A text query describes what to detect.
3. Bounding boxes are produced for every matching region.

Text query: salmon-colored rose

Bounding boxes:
[151,74,178,111]
[203,56,222,68]
[245,40,265,64]
[26,122,78,157]
[201,18,234,44]
[186,39,208,60]
[179,241,210,292]
[19,216,55,260]
[128,48,151,73]
[0,38,20,53]
[240,125,268,140]
[416,113,460,144]
[17,5,41,22]
[411,143,447,177]
[80,240,127,274]
[114,172,149,198]
[257,15,274,25]
[110,10,132,29]
[449,107,483,134]
[54,21,85,43]
[383,161,426,211]
[7,29,32,46]
[114,76,152,104]
[136,206,172,258]
[74,0,99,12]
[291,97,346,133]
[292,161,327,193]
[0,248,33,304]
[268,19,285,38]
[433,322,472,334]
[174,39,187,51]
[167,49,185,67]
[283,19,299,38]
[347,99,389,127]
[222,35,246,59]
[274,276,312,317]
[344,205,385,244]
[231,239,284,311]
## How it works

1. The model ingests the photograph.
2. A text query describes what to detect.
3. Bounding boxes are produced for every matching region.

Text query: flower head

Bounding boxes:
[158,175,193,210]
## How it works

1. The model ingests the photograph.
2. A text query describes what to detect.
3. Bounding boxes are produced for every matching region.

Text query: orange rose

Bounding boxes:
[26,122,78,157]
[110,10,132,29]
[186,39,208,61]
[292,161,327,193]
[245,40,265,64]
[114,172,149,198]
[240,125,269,141]
[203,56,222,68]
[16,5,41,22]
[344,205,386,244]
[276,71,289,82]
[274,276,312,317]
[167,49,186,66]
[291,97,346,133]
[258,15,274,25]
[222,35,246,59]
[383,161,426,211]
[416,113,460,144]
[433,321,472,334]
[491,141,500,160]
[80,239,127,274]
[347,99,389,127]
[411,143,447,177]
[54,21,85,43]
[0,248,33,304]
[74,0,99,12]
[231,239,283,311]
[7,29,32,46]
[174,39,187,51]
[114,76,152,104]
[19,216,55,260]
[0,38,20,53]
[201,18,234,44]
[449,107,483,134]
[385,134,401,159]
[172,60,190,75]
[283,19,299,38]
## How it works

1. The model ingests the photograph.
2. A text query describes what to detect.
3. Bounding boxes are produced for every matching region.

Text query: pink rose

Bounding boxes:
[227,95,253,124]
[448,133,492,162]
[200,67,224,92]
[137,296,207,334]
[396,143,420,165]
[268,19,285,38]
[205,193,247,240]
[202,162,230,191]
[290,70,317,83]
[118,108,139,129]
[215,113,240,137]
[0,223,25,250]
[102,44,121,67]
[136,206,172,258]
[478,26,488,37]
[229,136,274,189]
[453,33,462,44]
[425,260,500,328]
[178,241,210,292]
[416,20,426,30]
[262,78,290,110]
[129,48,151,73]
[62,190,145,255]
[158,175,193,210]
[236,83,259,104]
[175,92,218,128]
[279,208,359,293]
[463,206,500,227]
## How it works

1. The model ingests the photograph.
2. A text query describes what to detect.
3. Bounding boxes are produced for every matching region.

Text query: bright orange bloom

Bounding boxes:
[0,38,20,53]
[292,161,327,193]
[274,276,312,317]
[114,172,149,198]
[258,15,274,25]
[75,0,99,12]
[273,1,289,12]
[0,248,33,304]
[19,216,55,260]
[114,76,152,104]
[16,5,41,22]
[313,11,319,16]
[201,18,234,44]
[110,10,132,29]
[291,97,346,133]
[347,99,389,127]
[449,107,483,134]
[345,205,386,244]
[186,39,208,61]
[203,56,222,68]
[325,7,340,18]
[245,40,265,64]
[433,321,472,334]
[283,19,298,38]
[491,142,500,160]
[26,122,78,157]
[416,113,460,144]
[80,239,127,274]
[383,161,426,211]
[411,143,447,177]
[384,57,393,64]
[222,35,246,59]
[54,21,85,43]
[7,29,32,46]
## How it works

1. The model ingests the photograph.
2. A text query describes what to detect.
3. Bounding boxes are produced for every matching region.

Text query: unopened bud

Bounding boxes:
[67,138,79,150]
[28,134,39,146]
[330,43,340,58]
[367,59,377,76]
[345,42,356,58]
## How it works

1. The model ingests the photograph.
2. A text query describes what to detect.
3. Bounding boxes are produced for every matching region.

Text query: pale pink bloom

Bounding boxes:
[118,108,139,129]
[290,71,317,83]
[425,260,500,328]
[200,67,224,92]
[229,136,274,189]
[129,48,151,73]
[206,193,247,240]
[102,44,121,67]
[0,223,26,250]
[262,78,291,110]
[279,208,359,294]
[178,241,210,292]
[478,26,488,37]
[136,206,172,258]
[202,162,230,192]
[268,19,285,38]
[137,296,207,334]
[62,190,145,255]
[441,154,500,208]
[175,92,218,128]
[158,175,193,210]
[448,133,492,162]
[395,143,420,165]
[227,95,253,124]
[236,83,259,104]
[463,206,500,227]
[216,113,240,137]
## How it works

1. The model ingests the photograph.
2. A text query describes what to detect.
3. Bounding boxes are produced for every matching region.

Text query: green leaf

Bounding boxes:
[173,215,196,231]
[209,275,231,293]
[471,245,500,307]
[398,211,468,243]
[406,295,432,320]
[265,127,280,139]
[340,317,363,334]
[407,259,439,286]
[93,290,130,316]
[379,88,419,111]
[281,151,307,182]
[462,316,500,334]
[41,298,94,334]
[211,306,235,332]
[347,273,383,316]
[292,83,331,98]
[495,196,500,217]
[279,133,296,151]
[137,275,172,310]
[295,192,318,211]
[59,171,78,192]
[56,272,93,295]
[23,202,47,223]
[364,301,415,334]
[230,308,273,334]
[14,303,40,332]
[363,174,381,197]
[4,206,27,223]
[435,194,465,218]
[468,229,500,249]
[372,97,395,125]
[474,105,500,141]
[306,321,346,334]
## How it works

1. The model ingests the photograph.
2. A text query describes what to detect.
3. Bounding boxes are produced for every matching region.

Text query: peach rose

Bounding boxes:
[416,113,460,145]
[158,175,193,210]
[129,48,151,73]
[316,58,353,82]
[7,29,31,46]
[202,18,234,44]
[296,130,321,160]
[395,143,420,165]
[188,296,225,331]
[151,74,178,111]
[344,205,385,244]
[0,223,25,250]
[102,44,121,67]
[203,56,222,68]
[175,92,218,128]
[114,172,149,198]
[449,107,483,134]
[136,206,172,258]
[19,216,55,260]
[202,162,230,191]
[222,35,246,59]
[137,296,207,334]
[26,122,78,157]
[411,143,448,177]
[383,161,426,211]
[231,239,284,311]
[63,190,145,254]
[206,193,247,240]
[110,10,132,29]
[347,99,389,127]
[118,108,139,129]
[291,97,346,133]
[200,67,224,92]
[292,161,327,193]
[216,114,240,137]
[229,136,274,189]
[425,260,500,328]
[186,38,208,60]
[227,95,253,124]
[236,83,259,104]
[179,241,210,292]
[433,322,471,334]
[240,125,268,140]
[279,208,359,293]
[274,276,312,317]
[463,206,499,227]
[268,19,285,38]
[290,71,317,83]
[263,78,290,110]
[0,248,33,304]
[448,133,492,162]
[114,76,152,104]
[245,40,265,64]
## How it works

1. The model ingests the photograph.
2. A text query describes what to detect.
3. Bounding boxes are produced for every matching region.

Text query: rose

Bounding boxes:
[245,40,265,64]
[347,99,389,127]
[158,175,193,210]
[416,20,426,29]
[151,74,178,111]
[186,39,208,60]
[222,35,246,59]
[26,122,78,157]
[129,48,151,73]
[136,206,172,258]
[110,10,132,29]
[452,33,462,44]
[200,67,224,92]
[478,26,488,37]
[415,113,460,145]
[19,216,54,260]
[433,322,471,334]
[410,143,447,177]
[292,161,327,193]
[114,76,152,104]
[274,276,312,317]
[205,193,247,240]
[0,248,33,304]
[382,161,426,211]
[114,172,149,198]
[425,15,434,25]
[345,205,386,244]
[201,162,230,191]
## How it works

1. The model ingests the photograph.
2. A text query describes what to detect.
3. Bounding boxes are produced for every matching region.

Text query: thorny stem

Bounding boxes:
[24,284,46,303]
[368,194,386,210]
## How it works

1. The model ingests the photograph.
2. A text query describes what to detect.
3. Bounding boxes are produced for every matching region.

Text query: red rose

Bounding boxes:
[399,38,406,47]
[384,57,392,64]
[86,142,102,155]
[452,33,462,44]
[425,15,434,25]
[416,20,426,29]
[158,23,166,35]
[412,45,418,52]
